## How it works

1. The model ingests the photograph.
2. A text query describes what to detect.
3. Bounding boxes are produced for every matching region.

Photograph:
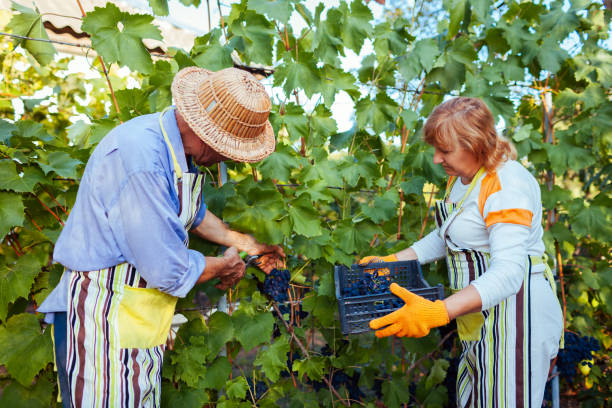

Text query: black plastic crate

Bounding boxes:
[334,260,445,335]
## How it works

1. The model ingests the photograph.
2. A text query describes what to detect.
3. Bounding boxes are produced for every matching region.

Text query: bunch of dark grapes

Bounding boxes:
[245,376,268,400]
[263,268,290,302]
[345,273,404,312]
[556,332,600,383]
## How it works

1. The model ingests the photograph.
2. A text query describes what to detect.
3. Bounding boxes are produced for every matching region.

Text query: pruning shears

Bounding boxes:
[240,251,260,267]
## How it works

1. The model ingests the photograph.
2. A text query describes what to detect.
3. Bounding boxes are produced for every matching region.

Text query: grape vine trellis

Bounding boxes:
[0,0,610,407]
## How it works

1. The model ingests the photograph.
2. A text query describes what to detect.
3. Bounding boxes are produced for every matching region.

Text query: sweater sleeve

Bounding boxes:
[410,229,447,264]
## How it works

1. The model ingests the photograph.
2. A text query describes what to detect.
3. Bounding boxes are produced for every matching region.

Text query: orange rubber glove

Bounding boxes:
[369,283,449,338]
[359,254,397,264]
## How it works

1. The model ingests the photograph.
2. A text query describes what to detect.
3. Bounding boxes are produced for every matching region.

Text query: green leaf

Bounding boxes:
[288,195,322,238]
[537,37,569,73]
[320,65,359,107]
[293,356,326,381]
[66,120,91,147]
[225,376,249,400]
[355,93,398,134]
[361,190,399,224]
[400,176,426,197]
[446,0,467,38]
[161,382,209,407]
[301,294,336,327]
[339,151,378,187]
[206,311,234,357]
[0,192,25,239]
[0,119,17,144]
[270,103,308,143]
[0,375,54,408]
[38,151,82,179]
[201,356,232,390]
[149,0,169,16]
[258,143,300,181]
[0,313,53,386]
[232,309,274,351]
[313,9,344,66]
[247,0,296,24]
[425,358,449,389]
[0,161,45,193]
[81,3,162,74]
[228,5,275,65]
[571,205,611,243]
[273,52,320,98]
[414,38,440,73]
[382,373,413,407]
[7,2,56,65]
[339,0,373,54]
[254,335,290,382]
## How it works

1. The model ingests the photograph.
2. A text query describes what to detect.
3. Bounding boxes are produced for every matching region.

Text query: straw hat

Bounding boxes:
[171,67,276,163]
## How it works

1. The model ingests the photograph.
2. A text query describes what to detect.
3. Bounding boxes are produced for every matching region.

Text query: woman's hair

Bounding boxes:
[423,97,516,171]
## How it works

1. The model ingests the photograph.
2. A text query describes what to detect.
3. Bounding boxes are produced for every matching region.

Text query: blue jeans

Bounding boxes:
[53,312,71,408]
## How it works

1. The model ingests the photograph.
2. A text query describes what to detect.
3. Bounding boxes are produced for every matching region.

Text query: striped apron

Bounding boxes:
[435,169,535,407]
[66,108,204,407]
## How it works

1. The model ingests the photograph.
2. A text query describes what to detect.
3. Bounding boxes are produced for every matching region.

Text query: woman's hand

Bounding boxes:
[369,283,450,338]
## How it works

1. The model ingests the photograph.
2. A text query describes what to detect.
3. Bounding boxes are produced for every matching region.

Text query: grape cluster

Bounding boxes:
[263,268,290,302]
[245,376,267,400]
[345,273,404,311]
[556,332,600,383]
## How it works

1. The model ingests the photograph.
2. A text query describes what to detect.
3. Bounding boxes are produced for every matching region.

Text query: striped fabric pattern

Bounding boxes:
[67,264,164,408]
[436,199,533,407]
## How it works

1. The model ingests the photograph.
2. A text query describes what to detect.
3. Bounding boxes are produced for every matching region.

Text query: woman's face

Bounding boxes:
[432,141,481,182]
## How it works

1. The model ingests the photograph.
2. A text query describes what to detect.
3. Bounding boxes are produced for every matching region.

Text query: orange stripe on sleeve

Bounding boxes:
[478,172,501,216]
[485,208,533,228]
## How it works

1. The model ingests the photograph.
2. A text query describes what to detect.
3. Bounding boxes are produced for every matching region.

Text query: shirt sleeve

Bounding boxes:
[107,171,205,297]
[410,229,447,264]
[471,222,529,310]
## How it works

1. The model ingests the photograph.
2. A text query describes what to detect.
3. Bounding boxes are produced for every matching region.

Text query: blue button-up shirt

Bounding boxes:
[39,109,207,320]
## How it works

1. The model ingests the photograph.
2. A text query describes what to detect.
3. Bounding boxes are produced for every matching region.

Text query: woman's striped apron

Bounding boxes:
[66,108,204,407]
[435,169,535,408]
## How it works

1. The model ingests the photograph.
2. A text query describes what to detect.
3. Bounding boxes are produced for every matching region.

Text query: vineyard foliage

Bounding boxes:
[0,0,610,406]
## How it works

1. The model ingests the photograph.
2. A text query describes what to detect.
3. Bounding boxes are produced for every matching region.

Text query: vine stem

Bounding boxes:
[33,193,65,226]
[74,0,121,118]
[418,188,437,239]
[271,303,350,406]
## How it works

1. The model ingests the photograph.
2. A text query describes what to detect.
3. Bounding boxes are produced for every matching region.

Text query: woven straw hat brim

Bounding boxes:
[172,67,276,163]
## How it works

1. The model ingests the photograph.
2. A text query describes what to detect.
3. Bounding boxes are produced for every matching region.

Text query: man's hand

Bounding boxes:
[249,244,285,274]
[198,247,245,290]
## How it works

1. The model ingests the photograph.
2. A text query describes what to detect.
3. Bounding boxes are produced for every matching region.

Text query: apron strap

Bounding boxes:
[159,106,183,180]
[529,254,565,348]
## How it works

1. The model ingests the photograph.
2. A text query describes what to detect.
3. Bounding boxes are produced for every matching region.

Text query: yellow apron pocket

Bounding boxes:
[118,287,177,349]
[456,312,485,342]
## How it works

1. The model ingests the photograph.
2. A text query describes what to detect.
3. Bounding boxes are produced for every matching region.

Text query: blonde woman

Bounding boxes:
[361,97,563,407]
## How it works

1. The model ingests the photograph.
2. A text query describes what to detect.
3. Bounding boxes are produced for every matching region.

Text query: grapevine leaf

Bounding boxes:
[320,65,359,107]
[400,176,426,197]
[201,356,232,390]
[232,310,274,351]
[382,374,413,408]
[313,9,343,66]
[254,335,290,382]
[206,311,234,357]
[0,313,53,386]
[425,358,450,389]
[273,52,320,98]
[269,103,308,143]
[293,356,326,382]
[247,0,296,24]
[227,4,275,65]
[537,37,569,73]
[316,270,335,298]
[0,192,25,239]
[446,0,467,39]
[361,190,399,224]
[149,0,169,16]
[0,119,17,144]
[81,3,162,74]
[66,120,91,148]
[571,206,611,243]
[288,195,322,238]
[225,376,249,400]
[0,374,54,408]
[258,143,300,182]
[301,294,336,327]
[161,382,209,407]
[6,2,56,65]
[37,151,82,179]
[0,161,45,193]
[355,92,398,134]
[339,0,373,54]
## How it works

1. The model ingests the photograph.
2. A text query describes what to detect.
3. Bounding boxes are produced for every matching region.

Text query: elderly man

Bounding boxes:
[39,67,284,407]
